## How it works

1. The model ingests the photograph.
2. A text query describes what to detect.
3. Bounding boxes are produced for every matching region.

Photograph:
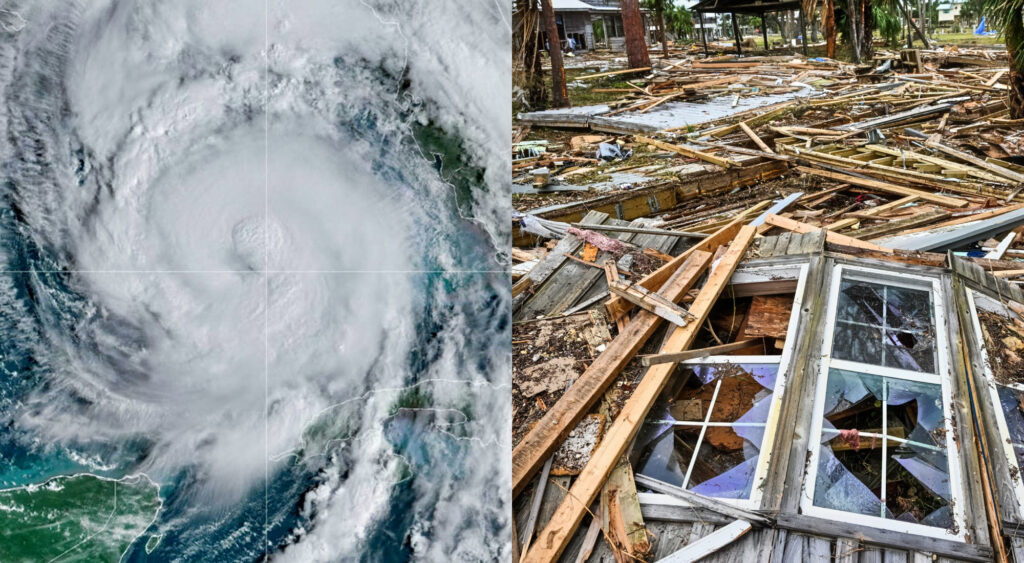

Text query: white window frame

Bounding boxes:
[637,264,808,510]
[800,264,967,541]
[964,289,1024,517]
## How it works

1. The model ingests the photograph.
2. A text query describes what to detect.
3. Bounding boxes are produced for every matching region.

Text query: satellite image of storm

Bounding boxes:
[0,1,510,561]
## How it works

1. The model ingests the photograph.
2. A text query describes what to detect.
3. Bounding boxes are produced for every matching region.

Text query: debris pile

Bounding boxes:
[513,46,1024,563]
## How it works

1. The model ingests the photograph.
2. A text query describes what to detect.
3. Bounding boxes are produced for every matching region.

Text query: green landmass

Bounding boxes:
[0,474,161,562]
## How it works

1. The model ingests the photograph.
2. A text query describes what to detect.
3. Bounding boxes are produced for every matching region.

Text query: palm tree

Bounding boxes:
[983,0,1024,116]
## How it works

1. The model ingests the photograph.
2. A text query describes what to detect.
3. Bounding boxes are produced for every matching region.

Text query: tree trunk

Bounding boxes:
[540,0,568,108]
[847,0,860,62]
[524,1,546,107]
[1008,6,1024,118]
[824,0,836,58]
[860,0,874,59]
[657,0,668,57]
[621,0,651,68]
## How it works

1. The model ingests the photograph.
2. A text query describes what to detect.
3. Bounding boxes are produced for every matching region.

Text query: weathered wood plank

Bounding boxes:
[656,520,752,563]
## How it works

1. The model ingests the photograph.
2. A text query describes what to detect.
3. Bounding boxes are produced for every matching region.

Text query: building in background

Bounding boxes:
[547,0,651,52]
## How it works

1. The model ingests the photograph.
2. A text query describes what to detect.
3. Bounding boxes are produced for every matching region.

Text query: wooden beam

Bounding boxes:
[577,66,652,81]
[512,250,713,496]
[607,279,692,327]
[827,195,920,232]
[985,231,1017,260]
[738,122,774,153]
[793,166,968,208]
[522,226,758,563]
[634,474,771,525]
[635,135,740,169]
[763,214,894,252]
[656,520,753,562]
[639,339,759,366]
[925,138,1024,185]
[605,214,748,322]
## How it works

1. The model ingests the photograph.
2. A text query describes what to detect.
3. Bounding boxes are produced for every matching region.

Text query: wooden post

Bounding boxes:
[731,12,743,54]
[620,0,651,68]
[762,12,770,50]
[540,0,568,107]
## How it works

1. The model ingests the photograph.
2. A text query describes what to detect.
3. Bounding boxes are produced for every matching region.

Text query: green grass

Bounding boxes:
[930,31,1004,45]
[0,474,161,562]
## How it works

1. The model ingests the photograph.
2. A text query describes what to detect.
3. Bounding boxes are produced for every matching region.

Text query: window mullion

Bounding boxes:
[881,379,888,520]
[683,377,723,489]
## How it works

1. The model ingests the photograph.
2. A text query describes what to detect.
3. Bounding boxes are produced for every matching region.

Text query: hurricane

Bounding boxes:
[0,0,511,560]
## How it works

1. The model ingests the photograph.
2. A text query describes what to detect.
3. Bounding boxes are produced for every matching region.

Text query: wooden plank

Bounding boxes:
[835,538,860,563]
[763,214,894,252]
[751,192,804,227]
[635,474,772,526]
[860,547,883,563]
[522,226,758,563]
[512,250,713,496]
[520,457,555,556]
[925,138,1024,185]
[793,166,968,208]
[739,122,774,153]
[572,516,603,563]
[607,278,693,327]
[577,66,653,81]
[635,136,741,169]
[601,459,650,558]
[741,295,794,338]
[883,550,908,563]
[773,513,992,562]
[639,339,759,366]
[804,534,834,560]
[655,520,752,563]
[605,215,747,322]
[985,231,1016,260]
[854,209,951,240]
[828,195,920,232]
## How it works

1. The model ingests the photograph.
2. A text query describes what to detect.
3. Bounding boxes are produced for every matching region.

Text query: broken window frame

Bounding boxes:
[800,264,968,541]
[964,289,1024,517]
[635,263,809,510]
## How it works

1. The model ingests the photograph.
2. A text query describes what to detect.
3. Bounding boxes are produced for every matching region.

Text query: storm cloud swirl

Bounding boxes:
[0,0,510,560]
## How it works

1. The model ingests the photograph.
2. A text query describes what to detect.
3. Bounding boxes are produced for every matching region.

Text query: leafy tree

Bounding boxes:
[982,0,1024,116]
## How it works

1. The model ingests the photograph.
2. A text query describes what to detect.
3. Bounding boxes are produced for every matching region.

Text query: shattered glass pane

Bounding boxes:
[813,369,952,529]
[635,363,779,500]
[832,278,936,373]
[997,385,1024,471]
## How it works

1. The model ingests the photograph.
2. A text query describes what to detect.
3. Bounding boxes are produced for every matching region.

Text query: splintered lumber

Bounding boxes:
[639,339,759,366]
[607,278,692,327]
[635,136,740,169]
[764,214,894,252]
[656,519,753,563]
[855,209,951,240]
[570,223,708,239]
[985,232,1017,260]
[793,166,968,209]
[741,295,794,338]
[827,195,920,232]
[512,250,713,496]
[605,214,748,322]
[522,226,757,563]
[925,138,1024,185]
[738,122,773,153]
[577,66,652,81]
[751,192,803,227]
[601,459,650,559]
[634,474,771,525]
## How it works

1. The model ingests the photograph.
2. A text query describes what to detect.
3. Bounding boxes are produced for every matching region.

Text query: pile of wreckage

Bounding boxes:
[512,47,1024,563]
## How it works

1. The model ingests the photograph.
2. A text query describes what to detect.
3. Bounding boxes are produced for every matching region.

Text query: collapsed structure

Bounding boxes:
[512,45,1024,562]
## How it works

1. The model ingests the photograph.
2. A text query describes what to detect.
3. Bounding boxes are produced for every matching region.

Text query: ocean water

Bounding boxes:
[0,1,510,560]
